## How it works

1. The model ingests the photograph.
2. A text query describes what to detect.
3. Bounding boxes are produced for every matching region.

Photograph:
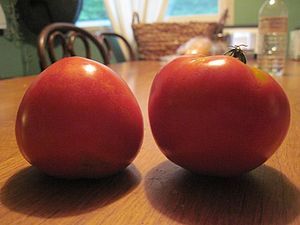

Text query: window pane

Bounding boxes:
[167,0,219,16]
[78,0,108,21]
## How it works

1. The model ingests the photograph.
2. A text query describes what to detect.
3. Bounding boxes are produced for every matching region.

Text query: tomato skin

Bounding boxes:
[148,55,290,177]
[15,57,143,178]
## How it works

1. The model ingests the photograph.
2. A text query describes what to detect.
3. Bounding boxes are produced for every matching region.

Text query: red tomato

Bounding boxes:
[15,57,143,179]
[148,55,290,177]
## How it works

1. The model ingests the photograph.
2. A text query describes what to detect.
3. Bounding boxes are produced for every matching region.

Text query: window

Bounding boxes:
[76,0,110,27]
[165,0,233,24]
[77,0,233,28]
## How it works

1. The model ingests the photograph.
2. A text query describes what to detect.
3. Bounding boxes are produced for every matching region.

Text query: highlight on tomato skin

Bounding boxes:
[148,54,290,177]
[15,56,144,179]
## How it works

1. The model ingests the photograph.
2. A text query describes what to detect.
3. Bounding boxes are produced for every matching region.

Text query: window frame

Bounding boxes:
[76,20,111,29]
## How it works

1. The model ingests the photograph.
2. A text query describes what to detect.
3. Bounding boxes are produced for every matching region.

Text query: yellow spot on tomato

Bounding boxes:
[251,67,269,84]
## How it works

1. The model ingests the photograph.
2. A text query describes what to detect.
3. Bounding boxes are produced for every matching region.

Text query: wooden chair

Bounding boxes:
[38,22,109,70]
[97,32,135,62]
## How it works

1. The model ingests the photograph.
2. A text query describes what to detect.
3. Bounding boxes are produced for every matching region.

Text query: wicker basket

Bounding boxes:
[131,13,221,60]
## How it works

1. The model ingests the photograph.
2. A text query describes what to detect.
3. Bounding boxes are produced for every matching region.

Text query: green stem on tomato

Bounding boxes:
[224,45,247,64]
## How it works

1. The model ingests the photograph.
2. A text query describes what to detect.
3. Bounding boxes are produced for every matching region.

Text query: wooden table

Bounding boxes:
[0,60,299,225]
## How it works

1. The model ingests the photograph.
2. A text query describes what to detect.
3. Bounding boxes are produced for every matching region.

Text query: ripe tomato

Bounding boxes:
[148,54,290,177]
[16,57,143,178]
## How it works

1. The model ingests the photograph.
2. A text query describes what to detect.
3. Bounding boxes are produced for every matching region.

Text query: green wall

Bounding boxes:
[234,0,262,25]
[234,0,300,31]
[0,0,39,79]
[0,0,300,78]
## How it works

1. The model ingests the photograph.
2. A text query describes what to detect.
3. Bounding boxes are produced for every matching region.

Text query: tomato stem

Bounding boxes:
[224,45,247,64]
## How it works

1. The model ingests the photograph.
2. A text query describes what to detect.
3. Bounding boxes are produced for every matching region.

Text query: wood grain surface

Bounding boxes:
[0,60,299,225]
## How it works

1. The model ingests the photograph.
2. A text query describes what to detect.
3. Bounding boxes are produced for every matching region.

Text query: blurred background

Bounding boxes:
[0,0,299,79]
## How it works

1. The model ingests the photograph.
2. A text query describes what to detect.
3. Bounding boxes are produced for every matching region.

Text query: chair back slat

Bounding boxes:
[48,31,70,63]
[67,32,91,59]
[97,32,135,62]
[38,22,109,70]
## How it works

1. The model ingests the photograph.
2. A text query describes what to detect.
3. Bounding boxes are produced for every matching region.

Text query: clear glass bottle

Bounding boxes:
[257,0,288,76]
